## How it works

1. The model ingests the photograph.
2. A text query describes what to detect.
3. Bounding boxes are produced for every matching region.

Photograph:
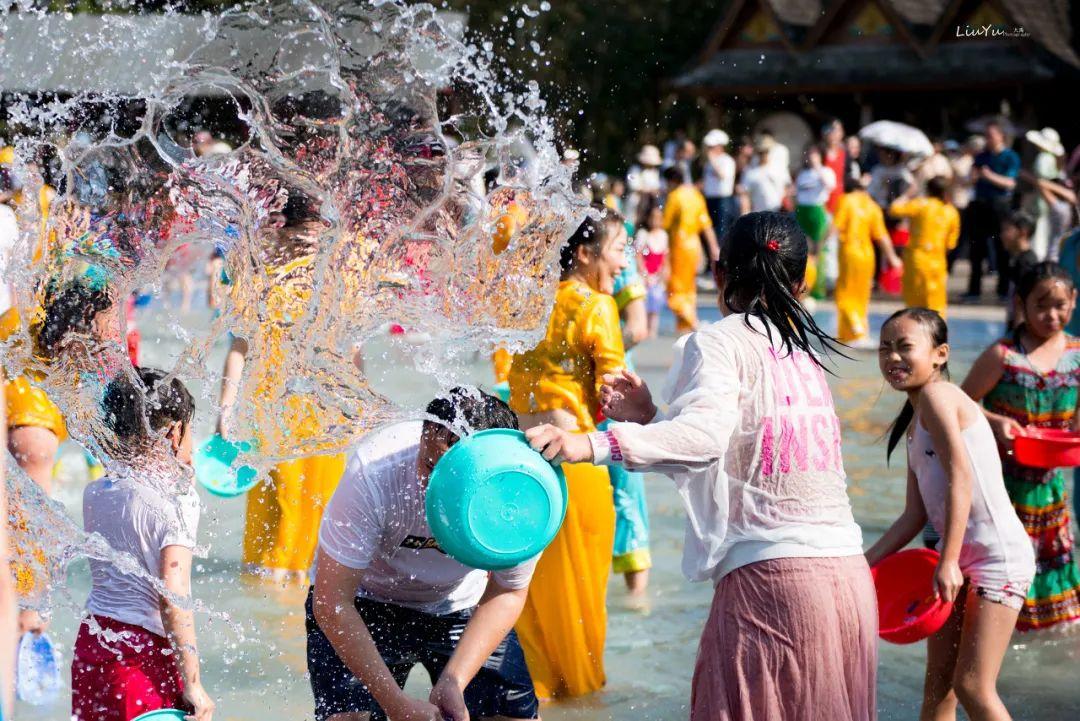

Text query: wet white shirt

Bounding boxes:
[83,469,201,637]
[909,409,1034,587]
[0,203,17,314]
[742,162,791,212]
[591,314,864,583]
[315,421,537,615]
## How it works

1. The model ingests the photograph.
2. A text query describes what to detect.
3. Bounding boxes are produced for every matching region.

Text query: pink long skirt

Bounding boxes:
[691,555,878,721]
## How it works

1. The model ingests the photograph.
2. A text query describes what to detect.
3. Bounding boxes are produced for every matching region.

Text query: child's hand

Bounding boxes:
[600,370,657,424]
[181,682,215,721]
[933,558,964,604]
[526,425,593,464]
[988,414,1024,451]
[430,674,469,721]
[388,693,442,721]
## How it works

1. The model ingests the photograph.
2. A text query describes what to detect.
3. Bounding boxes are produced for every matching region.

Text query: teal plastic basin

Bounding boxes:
[132,710,187,720]
[194,434,259,498]
[426,428,567,570]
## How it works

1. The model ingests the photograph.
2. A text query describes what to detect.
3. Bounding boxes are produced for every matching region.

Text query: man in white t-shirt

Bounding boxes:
[741,136,792,213]
[701,129,737,241]
[308,388,539,721]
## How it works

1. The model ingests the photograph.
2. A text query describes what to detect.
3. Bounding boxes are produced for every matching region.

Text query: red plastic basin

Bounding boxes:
[1013,428,1080,469]
[878,265,902,295]
[871,548,954,644]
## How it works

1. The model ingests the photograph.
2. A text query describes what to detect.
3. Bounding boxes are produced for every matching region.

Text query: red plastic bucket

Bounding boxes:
[871,548,954,644]
[1013,428,1080,469]
[878,265,902,295]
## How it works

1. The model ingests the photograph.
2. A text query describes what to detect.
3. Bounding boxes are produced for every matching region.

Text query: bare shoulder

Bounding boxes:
[921,382,979,427]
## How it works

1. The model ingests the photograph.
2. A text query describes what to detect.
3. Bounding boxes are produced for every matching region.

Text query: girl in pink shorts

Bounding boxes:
[867,308,1035,721]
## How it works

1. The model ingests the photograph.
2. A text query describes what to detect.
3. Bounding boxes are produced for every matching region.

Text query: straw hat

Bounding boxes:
[703,129,729,148]
[637,144,662,167]
[1025,127,1065,157]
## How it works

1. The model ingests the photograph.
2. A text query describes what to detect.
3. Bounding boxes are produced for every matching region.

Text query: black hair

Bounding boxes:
[1004,210,1035,238]
[926,176,949,200]
[843,174,861,194]
[662,165,686,185]
[103,367,195,443]
[1016,261,1074,302]
[716,211,844,368]
[36,280,114,358]
[882,308,949,461]
[424,386,518,440]
[635,194,661,233]
[559,205,624,276]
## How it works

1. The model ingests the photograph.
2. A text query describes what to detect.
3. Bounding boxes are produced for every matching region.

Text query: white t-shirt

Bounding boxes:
[742,162,791,213]
[316,421,538,615]
[83,469,201,637]
[702,153,736,198]
[795,167,836,207]
[0,203,17,314]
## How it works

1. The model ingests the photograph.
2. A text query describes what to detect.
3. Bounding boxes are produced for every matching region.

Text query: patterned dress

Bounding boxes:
[983,333,1080,631]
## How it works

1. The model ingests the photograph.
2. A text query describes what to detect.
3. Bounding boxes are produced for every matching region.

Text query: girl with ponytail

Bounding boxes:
[867,308,1033,721]
[526,211,873,720]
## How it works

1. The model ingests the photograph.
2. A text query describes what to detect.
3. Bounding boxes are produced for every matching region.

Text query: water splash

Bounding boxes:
[1,0,581,639]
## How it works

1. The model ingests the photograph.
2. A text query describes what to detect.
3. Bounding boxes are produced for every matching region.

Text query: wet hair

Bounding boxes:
[36,280,114,358]
[1016,261,1074,302]
[1004,210,1035,238]
[424,386,518,440]
[883,308,949,461]
[559,205,624,276]
[926,176,949,200]
[716,212,844,368]
[103,367,195,443]
[662,165,686,185]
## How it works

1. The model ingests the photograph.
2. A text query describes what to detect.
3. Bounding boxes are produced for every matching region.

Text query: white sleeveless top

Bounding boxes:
[908,413,1034,587]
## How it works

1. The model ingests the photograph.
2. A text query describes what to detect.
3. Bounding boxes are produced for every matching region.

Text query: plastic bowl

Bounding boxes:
[132,710,187,720]
[871,548,954,644]
[194,435,259,498]
[878,265,903,295]
[493,381,511,404]
[426,428,567,571]
[1013,428,1080,469]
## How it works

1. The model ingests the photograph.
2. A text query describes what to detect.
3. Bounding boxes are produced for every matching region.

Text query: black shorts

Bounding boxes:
[305,589,538,721]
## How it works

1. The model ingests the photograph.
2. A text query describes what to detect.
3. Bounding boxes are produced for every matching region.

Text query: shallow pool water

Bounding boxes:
[15,298,1080,720]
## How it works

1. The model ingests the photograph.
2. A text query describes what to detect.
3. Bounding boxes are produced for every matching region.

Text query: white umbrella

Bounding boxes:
[858,120,934,157]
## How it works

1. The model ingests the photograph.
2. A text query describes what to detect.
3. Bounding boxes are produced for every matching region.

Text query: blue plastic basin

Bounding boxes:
[194,434,259,498]
[426,428,567,570]
[132,710,187,720]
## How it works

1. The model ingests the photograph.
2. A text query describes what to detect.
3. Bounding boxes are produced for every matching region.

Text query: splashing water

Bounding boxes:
[2,0,582,639]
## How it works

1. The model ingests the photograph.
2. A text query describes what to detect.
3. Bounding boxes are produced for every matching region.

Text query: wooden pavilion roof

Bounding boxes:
[673,0,1078,95]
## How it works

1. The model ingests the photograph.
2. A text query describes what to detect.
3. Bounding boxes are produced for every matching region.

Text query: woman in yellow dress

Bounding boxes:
[833,178,902,345]
[662,166,720,334]
[217,206,347,585]
[509,207,628,699]
[888,176,960,316]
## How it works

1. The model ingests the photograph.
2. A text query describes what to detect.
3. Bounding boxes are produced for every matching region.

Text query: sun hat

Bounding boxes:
[562,148,580,162]
[636,144,662,167]
[753,135,775,154]
[1025,127,1065,157]
[703,129,729,148]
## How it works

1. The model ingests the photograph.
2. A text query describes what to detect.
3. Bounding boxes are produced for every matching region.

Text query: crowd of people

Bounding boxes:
[575,118,1080,348]
[1,110,1079,721]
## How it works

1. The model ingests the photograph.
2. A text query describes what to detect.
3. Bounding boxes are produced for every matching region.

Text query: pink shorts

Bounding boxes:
[973,581,1029,611]
[72,615,184,721]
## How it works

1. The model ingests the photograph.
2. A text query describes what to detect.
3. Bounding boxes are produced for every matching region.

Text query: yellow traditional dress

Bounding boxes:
[834,191,888,342]
[237,256,346,574]
[509,278,625,699]
[889,196,960,315]
[663,184,712,333]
